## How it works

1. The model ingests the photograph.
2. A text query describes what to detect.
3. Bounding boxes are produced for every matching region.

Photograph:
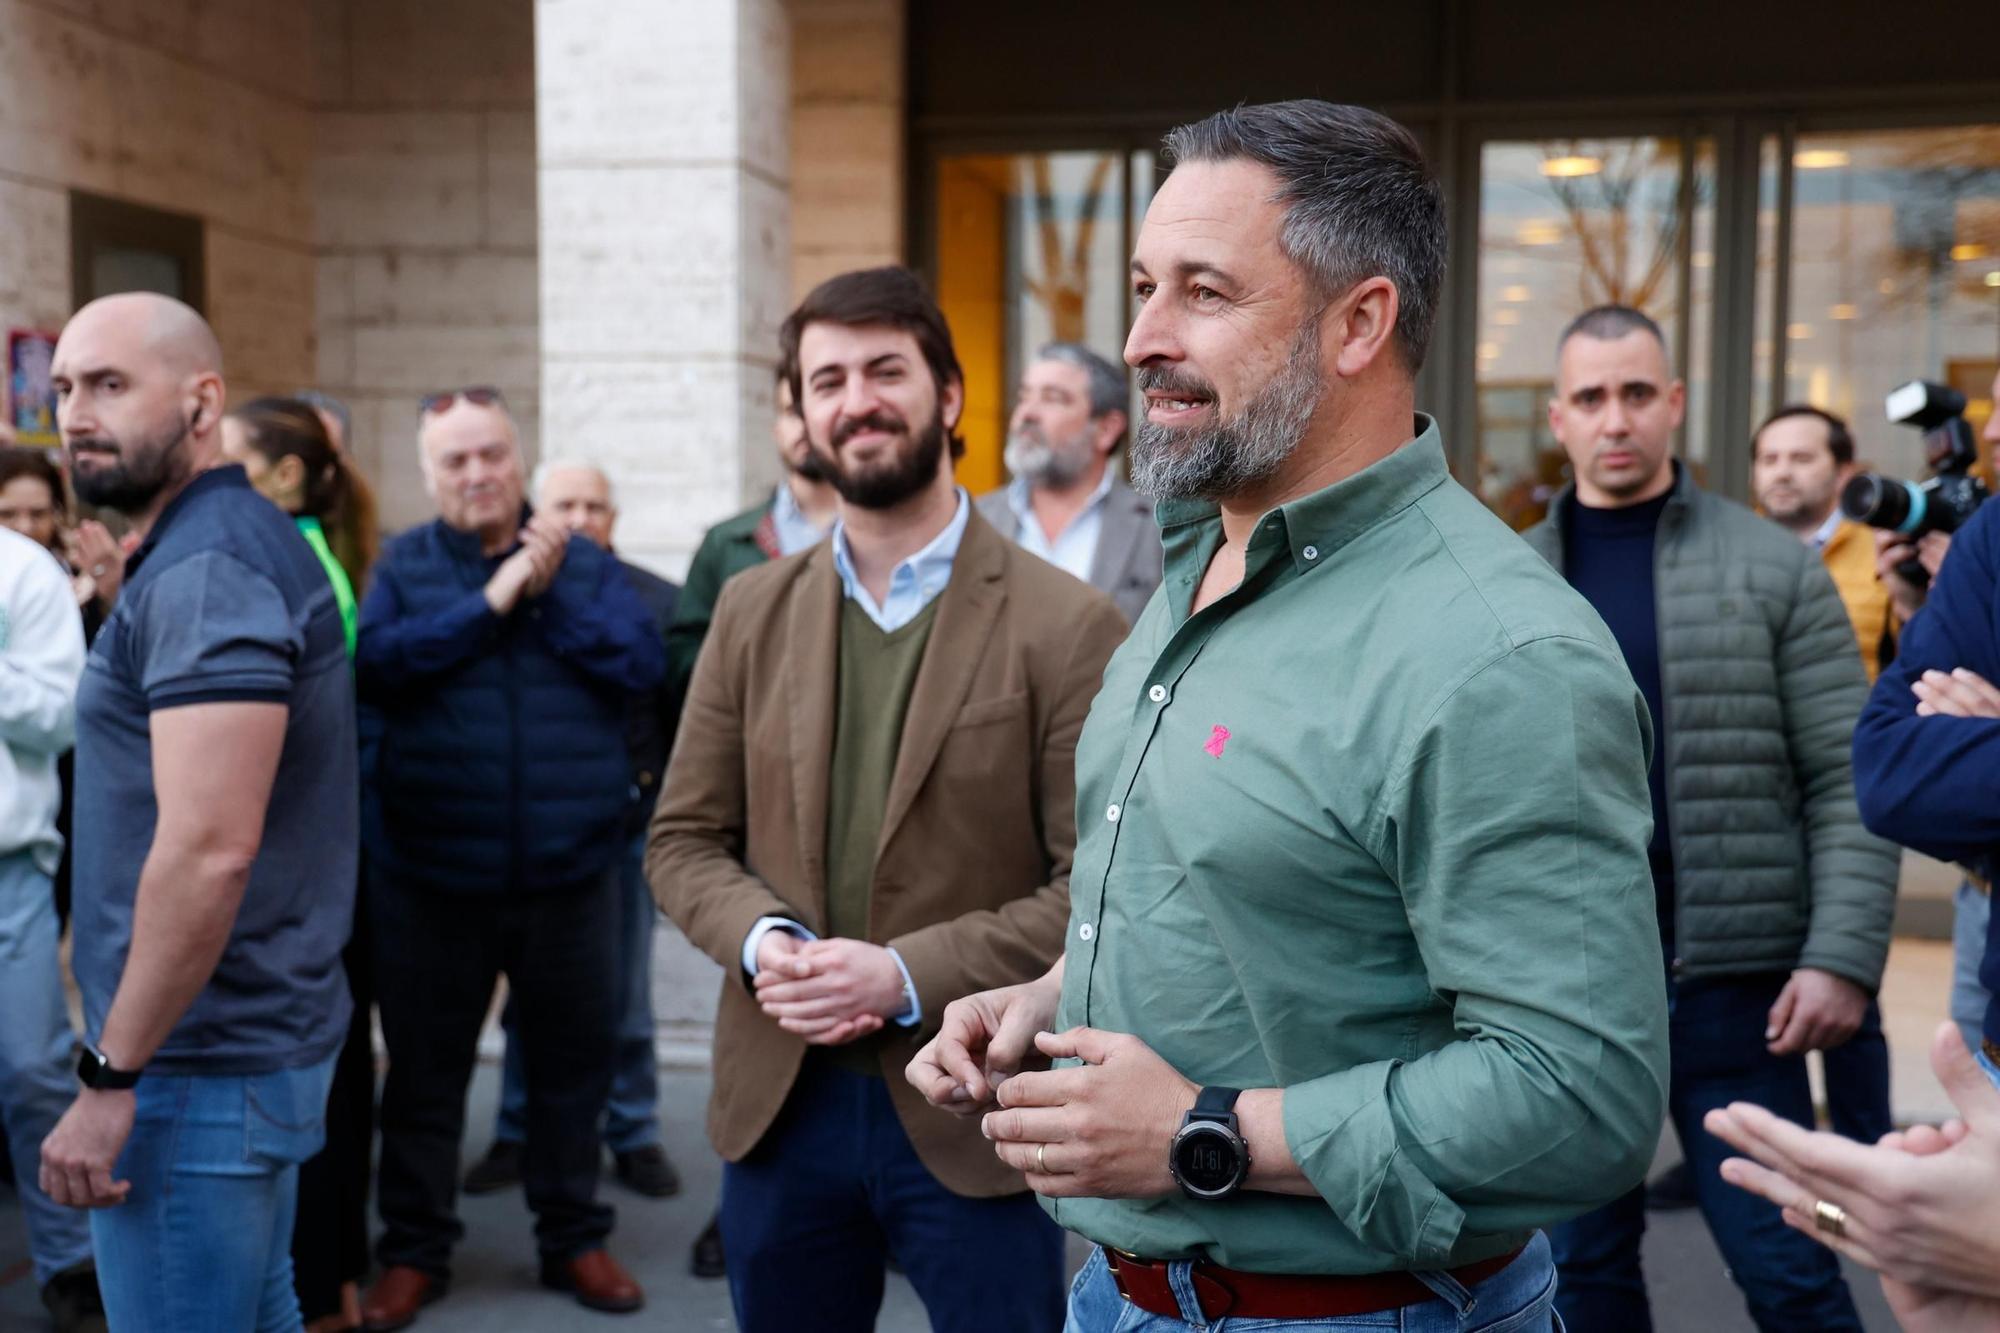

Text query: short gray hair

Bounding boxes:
[1034,343,1127,420]
[1163,100,1446,371]
[532,457,617,507]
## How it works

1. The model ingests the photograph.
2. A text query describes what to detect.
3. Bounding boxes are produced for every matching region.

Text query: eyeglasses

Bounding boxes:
[418,385,504,417]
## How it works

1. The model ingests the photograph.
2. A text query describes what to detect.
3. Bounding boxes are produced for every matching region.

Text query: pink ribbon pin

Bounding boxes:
[1204,725,1231,758]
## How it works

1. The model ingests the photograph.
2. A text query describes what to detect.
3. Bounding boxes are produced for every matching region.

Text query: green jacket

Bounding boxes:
[665,501,776,707]
[1522,470,1900,990]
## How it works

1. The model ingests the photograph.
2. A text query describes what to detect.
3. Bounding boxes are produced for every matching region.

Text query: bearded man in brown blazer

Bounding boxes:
[648,267,1127,1333]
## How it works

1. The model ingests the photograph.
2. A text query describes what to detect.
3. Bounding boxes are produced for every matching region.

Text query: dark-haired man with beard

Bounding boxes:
[648,266,1126,1333]
[42,293,357,1330]
[909,101,1668,1333]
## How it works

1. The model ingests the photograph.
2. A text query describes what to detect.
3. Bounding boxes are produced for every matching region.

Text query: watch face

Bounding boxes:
[1172,1124,1243,1197]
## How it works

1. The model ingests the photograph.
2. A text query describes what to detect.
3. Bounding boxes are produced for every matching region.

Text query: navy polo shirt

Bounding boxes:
[73,465,357,1074]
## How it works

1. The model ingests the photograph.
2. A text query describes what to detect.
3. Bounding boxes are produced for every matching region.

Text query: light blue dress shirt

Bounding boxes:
[1004,467,1114,584]
[770,480,831,557]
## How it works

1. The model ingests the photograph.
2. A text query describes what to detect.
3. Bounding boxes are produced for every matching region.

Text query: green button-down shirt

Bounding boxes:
[1049,417,1669,1275]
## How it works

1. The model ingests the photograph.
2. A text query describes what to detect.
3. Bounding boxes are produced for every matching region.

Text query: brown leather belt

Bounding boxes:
[1105,1246,1525,1321]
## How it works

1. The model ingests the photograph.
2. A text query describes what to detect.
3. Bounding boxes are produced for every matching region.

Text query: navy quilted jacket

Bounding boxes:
[357,512,666,893]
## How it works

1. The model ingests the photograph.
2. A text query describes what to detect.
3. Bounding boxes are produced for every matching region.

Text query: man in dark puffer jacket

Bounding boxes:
[1522,306,1897,1333]
[356,391,665,1328]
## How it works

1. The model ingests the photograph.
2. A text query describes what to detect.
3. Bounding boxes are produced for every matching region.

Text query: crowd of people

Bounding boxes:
[0,95,1996,1333]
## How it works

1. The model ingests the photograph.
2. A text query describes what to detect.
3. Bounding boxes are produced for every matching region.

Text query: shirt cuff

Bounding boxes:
[888,947,921,1027]
[741,916,816,979]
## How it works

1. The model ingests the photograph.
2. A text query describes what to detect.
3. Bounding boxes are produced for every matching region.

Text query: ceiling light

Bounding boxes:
[1986,271,2000,288]
[1829,303,1858,320]
[1787,322,1814,340]
[1477,341,1501,360]
[1501,285,1532,302]
[1541,155,1603,179]
[1793,149,1851,170]
[1493,309,1521,326]
[1953,243,1992,262]
[1516,221,1564,246]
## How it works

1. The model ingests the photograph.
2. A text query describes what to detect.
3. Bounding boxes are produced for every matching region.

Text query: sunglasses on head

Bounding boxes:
[418,385,504,417]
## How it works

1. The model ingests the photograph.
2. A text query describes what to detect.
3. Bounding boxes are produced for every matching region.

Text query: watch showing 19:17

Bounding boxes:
[1169,1085,1251,1199]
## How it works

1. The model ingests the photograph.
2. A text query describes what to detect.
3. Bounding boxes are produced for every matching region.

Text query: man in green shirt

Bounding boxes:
[909,100,1669,1331]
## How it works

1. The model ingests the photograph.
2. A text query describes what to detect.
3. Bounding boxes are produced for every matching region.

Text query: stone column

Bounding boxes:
[536,0,791,580]
[537,0,792,1065]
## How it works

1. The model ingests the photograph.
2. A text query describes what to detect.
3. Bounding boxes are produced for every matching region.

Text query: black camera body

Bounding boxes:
[1840,380,1987,585]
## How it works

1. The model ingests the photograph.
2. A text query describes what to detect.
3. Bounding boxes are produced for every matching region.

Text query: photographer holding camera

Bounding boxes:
[1707,369,2000,1333]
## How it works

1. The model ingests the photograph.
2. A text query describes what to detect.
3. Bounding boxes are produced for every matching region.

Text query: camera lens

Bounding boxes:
[1841,473,1923,533]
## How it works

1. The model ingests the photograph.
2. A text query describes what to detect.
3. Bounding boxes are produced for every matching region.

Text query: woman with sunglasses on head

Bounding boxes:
[220,396,378,1333]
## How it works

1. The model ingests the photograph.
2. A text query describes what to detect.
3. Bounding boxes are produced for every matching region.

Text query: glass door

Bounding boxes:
[1470,135,1715,529]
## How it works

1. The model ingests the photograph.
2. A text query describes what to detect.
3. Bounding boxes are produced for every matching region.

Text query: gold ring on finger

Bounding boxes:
[1813,1199,1848,1239]
[1036,1143,1048,1174]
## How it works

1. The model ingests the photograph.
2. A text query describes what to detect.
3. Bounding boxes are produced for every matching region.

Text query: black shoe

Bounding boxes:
[41,1260,107,1333]
[690,1215,726,1279]
[612,1144,682,1198]
[1644,1160,1698,1211]
[462,1139,523,1195]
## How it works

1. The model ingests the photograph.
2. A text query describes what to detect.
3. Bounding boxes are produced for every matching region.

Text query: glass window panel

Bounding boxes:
[1777,127,2000,480]
[934,151,1139,496]
[1473,137,1714,529]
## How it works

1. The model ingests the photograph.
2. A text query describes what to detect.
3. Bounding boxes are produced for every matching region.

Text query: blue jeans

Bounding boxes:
[1820,999,1892,1145]
[1954,880,1992,1056]
[0,851,92,1284]
[721,1057,1066,1333]
[92,1055,337,1332]
[494,834,659,1153]
[1550,976,1861,1332]
[1064,1232,1561,1332]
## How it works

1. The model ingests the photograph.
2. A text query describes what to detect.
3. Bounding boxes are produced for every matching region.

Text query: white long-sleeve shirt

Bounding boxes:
[0,525,84,872]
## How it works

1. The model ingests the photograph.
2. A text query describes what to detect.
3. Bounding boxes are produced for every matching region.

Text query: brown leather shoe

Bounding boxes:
[360,1267,443,1332]
[539,1248,645,1314]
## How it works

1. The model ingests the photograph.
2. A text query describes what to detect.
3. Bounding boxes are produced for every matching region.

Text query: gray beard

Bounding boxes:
[1004,432,1094,489]
[1130,323,1323,502]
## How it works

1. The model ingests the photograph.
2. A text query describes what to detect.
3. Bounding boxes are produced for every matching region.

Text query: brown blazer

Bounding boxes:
[647,505,1128,1196]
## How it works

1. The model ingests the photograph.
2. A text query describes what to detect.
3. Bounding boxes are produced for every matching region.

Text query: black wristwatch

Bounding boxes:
[1169,1086,1251,1199]
[76,1042,141,1091]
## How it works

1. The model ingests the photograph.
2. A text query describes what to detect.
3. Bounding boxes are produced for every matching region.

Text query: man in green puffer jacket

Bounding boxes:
[1521,305,1898,1333]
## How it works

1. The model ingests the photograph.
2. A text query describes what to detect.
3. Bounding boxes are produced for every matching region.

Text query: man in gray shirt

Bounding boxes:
[40,293,357,1331]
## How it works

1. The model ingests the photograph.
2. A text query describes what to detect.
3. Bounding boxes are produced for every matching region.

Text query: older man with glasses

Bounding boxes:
[356,388,665,1329]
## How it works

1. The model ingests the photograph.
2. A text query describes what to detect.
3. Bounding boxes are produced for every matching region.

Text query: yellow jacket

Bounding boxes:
[1821,519,1895,681]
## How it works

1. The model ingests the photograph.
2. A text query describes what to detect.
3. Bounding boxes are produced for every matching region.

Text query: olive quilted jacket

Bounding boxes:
[1522,470,1899,990]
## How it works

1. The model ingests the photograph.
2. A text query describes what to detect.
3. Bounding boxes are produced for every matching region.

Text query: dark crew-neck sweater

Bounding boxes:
[1563,489,1676,953]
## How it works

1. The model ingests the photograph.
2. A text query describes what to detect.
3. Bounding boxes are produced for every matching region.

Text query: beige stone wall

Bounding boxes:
[309,0,540,534]
[0,0,316,400]
[788,0,905,299]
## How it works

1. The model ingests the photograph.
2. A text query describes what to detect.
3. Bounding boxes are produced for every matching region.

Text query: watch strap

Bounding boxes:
[78,1043,141,1090]
[1193,1085,1243,1120]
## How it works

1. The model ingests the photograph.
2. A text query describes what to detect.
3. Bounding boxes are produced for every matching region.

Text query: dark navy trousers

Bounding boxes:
[1550,975,1863,1332]
[720,1056,1065,1333]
